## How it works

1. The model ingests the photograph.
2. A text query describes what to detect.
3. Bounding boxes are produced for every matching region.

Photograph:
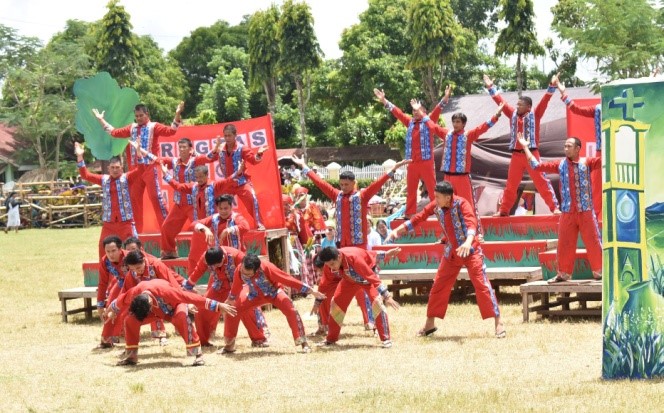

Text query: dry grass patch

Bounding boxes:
[1,228,663,412]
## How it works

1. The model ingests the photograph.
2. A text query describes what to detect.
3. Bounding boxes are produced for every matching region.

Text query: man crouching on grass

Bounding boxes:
[104,279,236,366]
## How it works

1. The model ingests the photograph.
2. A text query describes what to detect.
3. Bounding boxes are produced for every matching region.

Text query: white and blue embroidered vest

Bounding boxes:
[220,144,247,185]
[336,191,363,245]
[558,158,593,213]
[101,174,133,222]
[211,213,240,249]
[510,112,536,150]
[129,122,156,165]
[153,296,175,317]
[405,120,432,161]
[172,158,195,205]
[442,131,469,173]
[209,255,236,291]
[191,184,216,221]
[244,270,279,300]
[434,200,468,259]
[345,266,370,285]
[104,257,124,290]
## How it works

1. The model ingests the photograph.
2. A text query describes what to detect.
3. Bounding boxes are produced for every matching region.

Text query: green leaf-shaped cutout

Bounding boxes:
[74,72,140,160]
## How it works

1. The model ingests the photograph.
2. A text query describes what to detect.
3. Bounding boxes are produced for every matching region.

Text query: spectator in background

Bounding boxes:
[321,221,337,249]
[514,198,527,216]
[4,192,21,234]
[376,219,390,244]
[367,218,381,250]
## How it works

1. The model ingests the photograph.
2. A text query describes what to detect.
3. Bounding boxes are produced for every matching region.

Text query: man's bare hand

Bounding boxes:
[373,88,386,104]
[92,108,105,120]
[483,74,493,88]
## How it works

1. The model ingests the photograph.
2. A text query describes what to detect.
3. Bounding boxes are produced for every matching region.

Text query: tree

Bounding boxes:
[495,0,544,95]
[169,19,249,117]
[132,36,187,123]
[2,41,93,170]
[278,0,322,159]
[450,0,500,39]
[208,45,249,83]
[0,24,41,81]
[406,0,461,107]
[248,6,281,116]
[198,68,250,123]
[552,0,664,81]
[95,0,139,87]
[543,38,582,87]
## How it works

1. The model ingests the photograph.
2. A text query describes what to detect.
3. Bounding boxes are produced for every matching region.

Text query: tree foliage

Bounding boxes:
[198,68,250,123]
[552,0,664,81]
[0,24,41,81]
[495,0,544,95]
[95,0,139,87]
[248,6,281,115]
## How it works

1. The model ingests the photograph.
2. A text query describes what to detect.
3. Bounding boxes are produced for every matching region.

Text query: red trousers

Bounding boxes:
[228,182,264,228]
[102,308,165,342]
[187,232,209,275]
[130,165,169,233]
[444,173,483,235]
[318,284,373,328]
[499,151,558,215]
[160,203,192,256]
[591,151,602,226]
[98,221,137,259]
[427,251,500,320]
[557,210,602,274]
[195,284,266,345]
[124,304,200,357]
[225,289,306,345]
[326,279,390,343]
[406,160,437,216]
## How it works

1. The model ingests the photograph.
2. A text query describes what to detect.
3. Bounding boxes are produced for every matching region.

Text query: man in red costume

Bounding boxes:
[221,254,325,354]
[105,278,235,366]
[387,181,505,339]
[316,246,400,348]
[557,80,603,223]
[411,99,503,237]
[76,142,145,258]
[516,134,602,283]
[96,235,127,348]
[159,137,221,259]
[291,156,409,249]
[93,102,184,232]
[483,74,561,216]
[213,124,268,229]
[373,86,450,217]
[192,194,250,254]
[183,246,268,347]
[160,163,243,274]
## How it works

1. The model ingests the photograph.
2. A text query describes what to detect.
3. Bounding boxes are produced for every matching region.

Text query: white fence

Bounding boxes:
[313,163,407,181]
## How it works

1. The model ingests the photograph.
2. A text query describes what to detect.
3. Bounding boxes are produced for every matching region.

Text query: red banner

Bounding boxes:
[141,115,284,233]
[566,98,600,157]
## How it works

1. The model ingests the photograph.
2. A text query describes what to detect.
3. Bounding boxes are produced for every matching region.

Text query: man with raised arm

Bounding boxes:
[373,86,449,217]
[105,278,236,366]
[92,102,184,232]
[386,181,505,339]
[515,133,602,283]
[96,235,128,349]
[291,156,409,249]
[158,137,221,259]
[76,142,146,258]
[411,99,504,238]
[557,79,603,222]
[483,73,561,216]
[212,125,268,229]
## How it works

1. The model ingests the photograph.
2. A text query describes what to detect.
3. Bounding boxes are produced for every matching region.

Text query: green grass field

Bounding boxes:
[0,228,662,412]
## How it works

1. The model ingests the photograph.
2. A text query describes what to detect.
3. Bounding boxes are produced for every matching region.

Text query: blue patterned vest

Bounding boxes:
[104,257,125,290]
[191,184,216,221]
[558,158,593,213]
[220,144,247,185]
[172,157,195,205]
[129,122,156,165]
[209,254,236,291]
[336,191,363,245]
[434,200,470,259]
[594,105,602,149]
[510,112,536,150]
[244,270,279,300]
[211,213,240,249]
[405,120,432,161]
[442,131,469,173]
[101,174,133,222]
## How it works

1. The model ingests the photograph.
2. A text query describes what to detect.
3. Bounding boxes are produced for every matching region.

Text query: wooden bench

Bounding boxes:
[520,280,602,322]
[380,267,542,298]
[58,287,97,323]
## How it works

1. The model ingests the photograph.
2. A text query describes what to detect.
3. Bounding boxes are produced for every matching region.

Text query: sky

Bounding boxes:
[1,0,597,80]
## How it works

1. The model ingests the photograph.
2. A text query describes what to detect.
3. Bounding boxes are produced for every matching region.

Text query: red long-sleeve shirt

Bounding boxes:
[110,122,178,168]
[306,169,392,249]
[321,247,382,289]
[122,254,185,292]
[229,260,310,300]
[165,177,234,221]
[389,104,441,162]
[488,85,554,150]
[211,143,262,180]
[97,249,128,305]
[78,164,142,223]
[112,279,214,317]
[192,212,250,251]
[160,154,217,207]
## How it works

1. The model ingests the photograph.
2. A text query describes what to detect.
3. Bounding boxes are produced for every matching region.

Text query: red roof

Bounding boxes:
[0,124,17,156]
